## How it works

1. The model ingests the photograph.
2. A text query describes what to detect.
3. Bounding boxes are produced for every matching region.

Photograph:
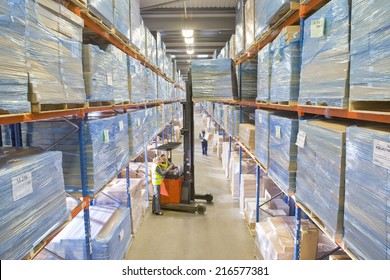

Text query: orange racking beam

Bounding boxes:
[300,0,331,18]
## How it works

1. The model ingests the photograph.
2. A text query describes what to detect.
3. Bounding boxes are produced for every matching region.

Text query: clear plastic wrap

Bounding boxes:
[87,0,113,27]
[157,76,166,101]
[255,109,273,169]
[145,27,157,67]
[145,67,157,101]
[239,174,257,215]
[350,0,390,102]
[129,0,142,51]
[245,0,255,50]
[45,205,132,260]
[235,0,245,56]
[254,0,267,39]
[256,43,272,103]
[101,44,129,103]
[270,27,301,103]
[127,55,145,103]
[113,113,130,172]
[113,0,130,40]
[0,148,69,259]
[128,109,146,160]
[299,0,350,108]
[344,125,390,259]
[268,114,299,194]
[229,34,236,59]
[26,115,128,195]
[191,59,238,101]
[295,120,348,240]
[82,44,113,102]
[240,60,258,100]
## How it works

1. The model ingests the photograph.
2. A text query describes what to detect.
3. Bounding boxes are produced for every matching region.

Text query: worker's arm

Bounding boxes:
[156,165,172,176]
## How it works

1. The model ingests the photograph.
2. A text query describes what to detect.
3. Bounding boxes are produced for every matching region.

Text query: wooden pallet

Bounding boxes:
[300,0,313,4]
[256,100,270,105]
[349,100,390,115]
[114,30,130,44]
[31,102,86,113]
[86,8,115,34]
[340,242,360,260]
[87,101,115,108]
[268,2,300,31]
[245,219,256,237]
[114,101,131,106]
[270,101,298,106]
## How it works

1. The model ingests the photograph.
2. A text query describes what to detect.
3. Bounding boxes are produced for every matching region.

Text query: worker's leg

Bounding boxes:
[202,141,206,155]
[153,185,162,214]
[205,141,208,156]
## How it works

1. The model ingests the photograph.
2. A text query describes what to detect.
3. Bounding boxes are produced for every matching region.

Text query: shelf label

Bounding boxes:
[103,130,110,143]
[311,18,325,38]
[12,172,33,202]
[373,139,390,170]
[107,73,113,86]
[119,120,124,131]
[296,131,307,148]
[275,126,281,139]
[258,113,263,124]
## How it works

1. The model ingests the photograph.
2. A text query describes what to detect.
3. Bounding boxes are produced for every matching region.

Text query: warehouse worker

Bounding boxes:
[199,128,208,156]
[160,153,174,171]
[151,156,173,215]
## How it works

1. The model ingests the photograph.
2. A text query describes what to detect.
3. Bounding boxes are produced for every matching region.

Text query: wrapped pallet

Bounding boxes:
[83,44,113,102]
[229,34,236,59]
[87,0,113,27]
[26,115,129,195]
[145,68,158,101]
[128,109,146,159]
[255,216,318,260]
[45,205,131,260]
[113,0,130,40]
[0,148,69,259]
[270,26,301,103]
[256,44,272,103]
[129,0,142,51]
[239,174,257,215]
[230,155,257,199]
[191,59,238,101]
[235,0,245,56]
[145,27,157,67]
[299,0,350,108]
[127,55,145,103]
[239,60,258,100]
[255,110,273,169]
[245,0,255,50]
[343,126,390,259]
[295,120,348,242]
[349,0,390,111]
[239,123,256,151]
[268,114,299,194]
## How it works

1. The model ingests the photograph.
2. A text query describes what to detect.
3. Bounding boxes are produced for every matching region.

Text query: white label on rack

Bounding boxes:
[119,121,124,131]
[103,130,110,143]
[119,229,124,240]
[311,18,325,38]
[296,131,307,148]
[275,126,281,139]
[12,172,33,202]
[137,119,141,127]
[107,73,113,86]
[258,113,263,124]
[373,139,390,170]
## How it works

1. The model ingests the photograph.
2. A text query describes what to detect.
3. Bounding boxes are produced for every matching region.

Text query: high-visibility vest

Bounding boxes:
[199,132,206,142]
[161,161,169,170]
[152,163,163,186]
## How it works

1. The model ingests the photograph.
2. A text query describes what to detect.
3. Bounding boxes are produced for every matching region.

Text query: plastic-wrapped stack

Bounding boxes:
[0,148,69,260]
[145,27,157,67]
[295,120,348,242]
[145,68,158,101]
[0,3,30,114]
[255,217,318,260]
[239,123,256,151]
[157,76,166,101]
[270,26,301,103]
[299,0,350,108]
[26,115,128,195]
[113,114,130,172]
[240,61,258,100]
[268,114,299,194]
[230,155,257,199]
[255,110,273,170]
[83,45,113,102]
[128,110,146,159]
[129,0,142,52]
[254,0,267,39]
[113,0,130,40]
[245,198,286,231]
[191,59,238,101]
[87,0,113,27]
[127,55,145,103]
[343,126,390,259]
[139,18,146,57]
[245,0,255,50]
[229,35,236,59]
[235,0,245,56]
[239,174,257,215]
[45,205,131,260]
[349,0,390,111]
[256,44,272,103]
[102,45,129,104]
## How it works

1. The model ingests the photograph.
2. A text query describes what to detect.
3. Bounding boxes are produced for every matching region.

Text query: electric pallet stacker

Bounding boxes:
[156,71,213,214]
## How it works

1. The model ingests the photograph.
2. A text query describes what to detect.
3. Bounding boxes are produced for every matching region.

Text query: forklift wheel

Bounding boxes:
[205,193,213,203]
[196,204,206,215]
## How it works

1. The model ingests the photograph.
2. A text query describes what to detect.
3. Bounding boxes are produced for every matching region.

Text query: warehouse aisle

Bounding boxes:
[126,113,255,260]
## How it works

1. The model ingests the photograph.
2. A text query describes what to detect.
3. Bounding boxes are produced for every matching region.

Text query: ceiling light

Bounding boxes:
[187,49,194,55]
[182,29,194,38]
[184,37,194,44]
[197,54,208,58]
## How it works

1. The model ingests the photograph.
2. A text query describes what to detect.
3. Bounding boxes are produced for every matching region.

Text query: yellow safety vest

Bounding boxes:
[161,161,169,170]
[152,163,163,186]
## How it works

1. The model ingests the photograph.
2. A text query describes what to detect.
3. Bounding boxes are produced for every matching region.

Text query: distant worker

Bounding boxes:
[199,128,208,156]
[151,156,173,215]
[160,153,174,171]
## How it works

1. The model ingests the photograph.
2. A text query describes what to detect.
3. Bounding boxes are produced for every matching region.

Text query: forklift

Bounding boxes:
[155,71,213,214]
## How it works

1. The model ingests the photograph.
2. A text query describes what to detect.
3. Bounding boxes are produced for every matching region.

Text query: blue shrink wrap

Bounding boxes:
[240,60,258,100]
[145,27,157,67]
[113,0,130,40]
[87,0,113,27]
[235,0,245,56]
[45,205,132,260]
[130,0,142,52]
[128,109,146,159]
[255,110,273,170]
[127,55,145,103]
[0,148,69,259]
[145,68,158,101]
[268,114,299,194]
[299,0,350,108]
[113,114,130,172]
[256,43,272,103]
[344,125,390,259]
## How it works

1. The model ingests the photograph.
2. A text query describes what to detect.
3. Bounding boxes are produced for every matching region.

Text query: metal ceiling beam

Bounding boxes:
[141,0,189,11]
[143,17,235,31]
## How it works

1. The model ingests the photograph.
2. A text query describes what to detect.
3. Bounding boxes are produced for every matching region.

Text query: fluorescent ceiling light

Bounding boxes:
[184,37,194,44]
[182,29,194,37]
[197,54,208,58]
[187,49,194,55]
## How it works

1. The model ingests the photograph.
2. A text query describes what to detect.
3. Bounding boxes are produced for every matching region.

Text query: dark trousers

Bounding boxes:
[201,141,208,155]
[152,185,161,213]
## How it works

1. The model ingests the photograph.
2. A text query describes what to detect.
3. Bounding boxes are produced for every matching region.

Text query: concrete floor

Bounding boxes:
[126,113,255,260]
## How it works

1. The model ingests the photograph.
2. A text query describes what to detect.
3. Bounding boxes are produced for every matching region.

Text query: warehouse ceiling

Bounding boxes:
[141,0,237,80]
